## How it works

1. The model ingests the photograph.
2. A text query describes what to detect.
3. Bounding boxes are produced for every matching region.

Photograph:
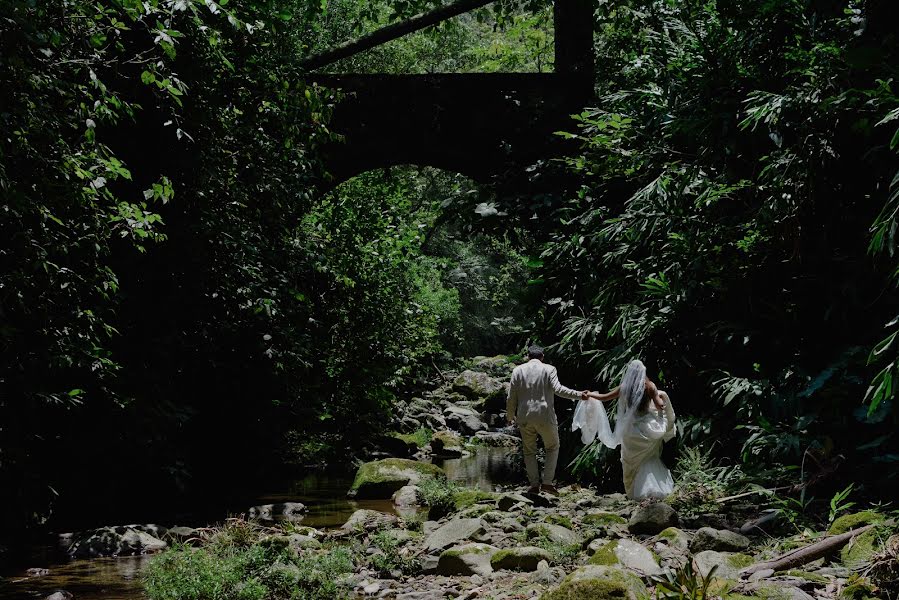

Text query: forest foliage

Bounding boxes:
[2,0,899,539]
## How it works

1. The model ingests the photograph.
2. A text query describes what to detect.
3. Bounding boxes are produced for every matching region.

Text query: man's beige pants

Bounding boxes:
[518,420,560,486]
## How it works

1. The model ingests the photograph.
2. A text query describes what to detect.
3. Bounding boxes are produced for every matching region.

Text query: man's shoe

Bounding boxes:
[526,485,541,494]
[541,484,559,496]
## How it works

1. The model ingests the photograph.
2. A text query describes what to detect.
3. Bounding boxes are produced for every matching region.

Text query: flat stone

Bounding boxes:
[425,518,486,552]
[589,539,662,576]
[689,526,751,553]
[692,550,753,580]
[497,493,533,511]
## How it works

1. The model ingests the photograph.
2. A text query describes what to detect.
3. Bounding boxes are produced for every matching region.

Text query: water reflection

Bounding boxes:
[0,556,150,600]
[431,447,520,491]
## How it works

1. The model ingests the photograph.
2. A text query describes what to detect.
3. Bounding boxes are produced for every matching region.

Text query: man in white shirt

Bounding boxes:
[506,345,588,494]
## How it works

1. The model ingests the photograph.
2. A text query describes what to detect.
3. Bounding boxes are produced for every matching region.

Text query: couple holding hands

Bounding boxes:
[506,346,676,499]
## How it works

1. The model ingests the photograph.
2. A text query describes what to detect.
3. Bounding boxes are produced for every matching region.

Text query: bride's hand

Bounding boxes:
[652,392,665,410]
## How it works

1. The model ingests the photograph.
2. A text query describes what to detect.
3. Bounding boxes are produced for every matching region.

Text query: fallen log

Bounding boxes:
[742,525,874,575]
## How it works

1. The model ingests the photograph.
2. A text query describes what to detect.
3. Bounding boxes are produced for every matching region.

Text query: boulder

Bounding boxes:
[443,405,487,435]
[347,458,445,499]
[429,430,464,457]
[377,434,418,457]
[482,382,511,414]
[628,502,678,535]
[392,485,422,508]
[491,546,552,572]
[424,517,486,552]
[471,355,517,377]
[526,523,582,546]
[341,509,399,532]
[44,593,74,600]
[437,543,498,576]
[452,370,503,400]
[689,527,751,553]
[540,565,650,600]
[692,550,754,580]
[588,539,662,576]
[68,526,167,558]
[248,502,307,521]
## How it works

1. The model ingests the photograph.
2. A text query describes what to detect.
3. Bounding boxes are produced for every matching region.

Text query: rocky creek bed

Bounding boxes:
[4,356,897,600]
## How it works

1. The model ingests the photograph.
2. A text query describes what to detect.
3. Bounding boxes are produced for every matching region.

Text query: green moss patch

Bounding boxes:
[545,514,574,530]
[541,565,650,600]
[588,541,620,566]
[583,513,627,527]
[828,511,883,536]
[348,459,445,499]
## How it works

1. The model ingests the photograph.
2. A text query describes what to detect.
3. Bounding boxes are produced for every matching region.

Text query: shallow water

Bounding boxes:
[0,447,520,600]
[0,556,150,600]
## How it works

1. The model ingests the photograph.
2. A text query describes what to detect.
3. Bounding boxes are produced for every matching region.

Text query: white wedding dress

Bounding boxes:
[571,359,677,500]
[620,396,676,499]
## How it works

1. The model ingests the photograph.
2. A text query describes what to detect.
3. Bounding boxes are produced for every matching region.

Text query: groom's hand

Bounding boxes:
[581,390,590,400]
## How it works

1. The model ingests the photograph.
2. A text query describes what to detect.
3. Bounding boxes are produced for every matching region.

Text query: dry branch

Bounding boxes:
[742,525,875,575]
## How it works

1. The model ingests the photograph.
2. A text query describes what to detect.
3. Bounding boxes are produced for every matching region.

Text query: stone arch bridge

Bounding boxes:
[303,1,595,188]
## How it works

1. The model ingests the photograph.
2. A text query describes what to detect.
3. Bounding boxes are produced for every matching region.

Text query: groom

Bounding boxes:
[506,345,588,495]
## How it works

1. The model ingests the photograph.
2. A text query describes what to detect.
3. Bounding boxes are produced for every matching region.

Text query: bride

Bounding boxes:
[574,359,677,499]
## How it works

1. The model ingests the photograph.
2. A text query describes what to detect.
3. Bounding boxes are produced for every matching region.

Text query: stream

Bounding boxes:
[0,447,519,600]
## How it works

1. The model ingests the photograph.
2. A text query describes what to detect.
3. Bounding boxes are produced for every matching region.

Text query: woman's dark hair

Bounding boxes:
[638,379,657,412]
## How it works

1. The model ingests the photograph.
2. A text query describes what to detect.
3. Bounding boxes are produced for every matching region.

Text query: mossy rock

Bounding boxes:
[540,565,650,600]
[348,459,445,499]
[583,512,627,527]
[453,488,498,510]
[840,529,882,569]
[491,546,552,572]
[587,539,661,576]
[544,514,574,530]
[693,550,753,580]
[838,574,879,600]
[828,511,883,536]
[655,527,690,550]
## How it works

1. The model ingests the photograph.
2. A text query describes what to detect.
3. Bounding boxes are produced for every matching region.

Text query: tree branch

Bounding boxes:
[299,0,495,71]
[742,525,875,575]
